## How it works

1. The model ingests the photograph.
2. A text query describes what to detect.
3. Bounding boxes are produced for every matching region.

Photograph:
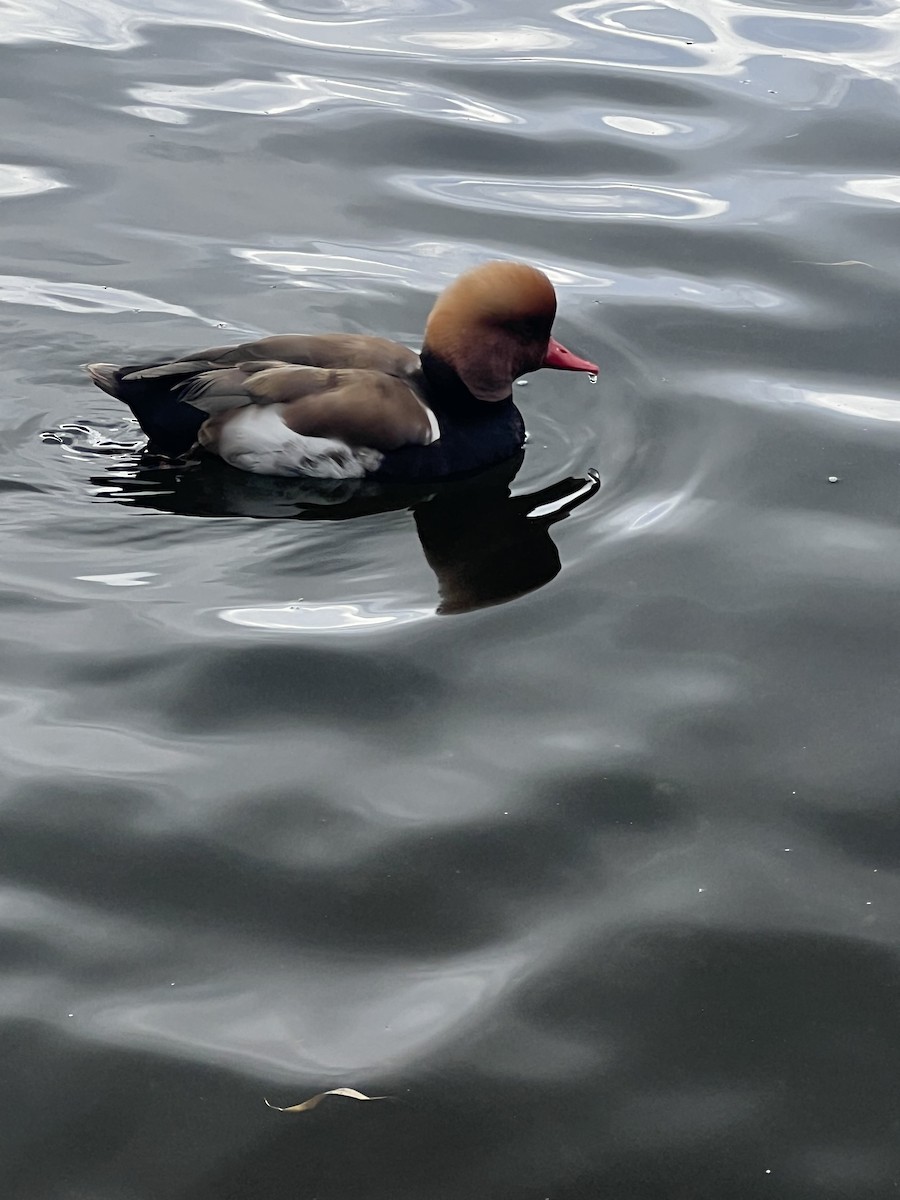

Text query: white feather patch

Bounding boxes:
[205,405,383,478]
[420,401,440,445]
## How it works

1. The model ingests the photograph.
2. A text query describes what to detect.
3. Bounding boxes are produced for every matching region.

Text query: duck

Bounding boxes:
[86,260,598,482]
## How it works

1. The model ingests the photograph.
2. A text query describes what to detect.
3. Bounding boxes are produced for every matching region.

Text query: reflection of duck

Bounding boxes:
[86,261,597,481]
[91,454,601,614]
[413,461,601,615]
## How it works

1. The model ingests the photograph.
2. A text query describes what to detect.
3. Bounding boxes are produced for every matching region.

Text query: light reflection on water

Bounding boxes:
[218,600,434,631]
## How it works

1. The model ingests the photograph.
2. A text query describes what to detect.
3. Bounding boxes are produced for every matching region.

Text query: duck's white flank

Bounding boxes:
[204,405,383,478]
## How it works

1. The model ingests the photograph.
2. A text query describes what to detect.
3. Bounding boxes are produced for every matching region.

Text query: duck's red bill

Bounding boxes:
[542,337,598,374]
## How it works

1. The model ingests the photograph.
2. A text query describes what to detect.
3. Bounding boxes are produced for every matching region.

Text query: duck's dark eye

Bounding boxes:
[501,315,553,345]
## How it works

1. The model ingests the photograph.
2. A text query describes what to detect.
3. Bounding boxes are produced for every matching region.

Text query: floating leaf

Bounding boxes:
[265,1088,387,1114]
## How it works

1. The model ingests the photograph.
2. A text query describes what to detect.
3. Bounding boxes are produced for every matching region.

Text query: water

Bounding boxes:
[3,1,900,1196]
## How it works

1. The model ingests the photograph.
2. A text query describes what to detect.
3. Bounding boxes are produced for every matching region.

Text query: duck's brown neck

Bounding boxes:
[419,347,512,417]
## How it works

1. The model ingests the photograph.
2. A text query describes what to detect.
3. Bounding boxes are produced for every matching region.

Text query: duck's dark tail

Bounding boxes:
[85,363,124,397]
[85,359,212,458]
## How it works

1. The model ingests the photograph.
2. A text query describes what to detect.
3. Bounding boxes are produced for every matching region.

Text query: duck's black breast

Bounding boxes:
[372,354,526,481]
[372,396,525,481]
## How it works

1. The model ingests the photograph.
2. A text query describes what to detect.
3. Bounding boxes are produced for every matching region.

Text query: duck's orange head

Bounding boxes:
[422,261,598,401]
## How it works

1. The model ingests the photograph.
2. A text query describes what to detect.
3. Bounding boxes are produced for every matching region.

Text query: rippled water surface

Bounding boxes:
[3,0,900,1196]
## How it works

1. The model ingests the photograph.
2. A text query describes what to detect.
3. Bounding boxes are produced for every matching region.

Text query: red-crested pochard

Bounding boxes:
[86,261,598,481]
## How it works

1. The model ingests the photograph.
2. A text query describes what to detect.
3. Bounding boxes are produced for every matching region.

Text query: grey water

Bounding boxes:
[2,0,900,1196]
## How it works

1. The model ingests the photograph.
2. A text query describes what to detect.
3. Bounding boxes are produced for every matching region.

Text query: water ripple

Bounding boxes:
[0,0,469,53]
[558,1,714,46]
[129,71,518,125]
[392,174,729,221]
[0,273,255,335]
[4,0,896,91]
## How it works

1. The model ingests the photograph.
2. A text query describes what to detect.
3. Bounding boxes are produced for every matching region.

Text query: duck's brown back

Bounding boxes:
[178,333,420,377]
